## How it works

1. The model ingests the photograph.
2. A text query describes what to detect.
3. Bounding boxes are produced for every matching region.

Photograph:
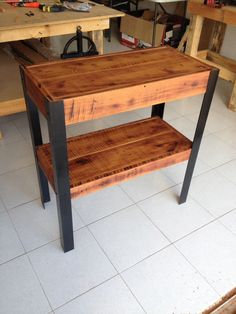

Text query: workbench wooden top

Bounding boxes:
[0,1,123,30]
[24,46,212,124]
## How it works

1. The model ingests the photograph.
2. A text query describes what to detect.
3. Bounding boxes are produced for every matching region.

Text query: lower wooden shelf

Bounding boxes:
[37,117,192,198]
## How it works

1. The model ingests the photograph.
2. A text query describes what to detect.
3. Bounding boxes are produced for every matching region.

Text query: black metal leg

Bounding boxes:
[47,101,74,252]
[179,69,219,204]
[20,68,50,207]
[151,103,165,119]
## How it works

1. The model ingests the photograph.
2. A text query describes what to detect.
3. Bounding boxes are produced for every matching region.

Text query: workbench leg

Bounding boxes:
[20,68,50,207]
[228,80,236,112]
[185,15,204,57]
[179,68,219,204]
[47,101,74,253]
[88,30,104,55]
[151,103,165,118]
[0,131,2,140]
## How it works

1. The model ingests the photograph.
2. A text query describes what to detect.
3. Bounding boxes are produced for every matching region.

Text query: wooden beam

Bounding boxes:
[0,19,109,43]
[88,30,104,55]
[209,22,226,53]
[229,81,236,112]
[207,51,236,73]
[185,15,204,57]
[24,39,58,61]
[11,41,47,65]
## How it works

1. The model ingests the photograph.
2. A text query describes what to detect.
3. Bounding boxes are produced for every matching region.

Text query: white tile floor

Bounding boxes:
[1,25,236,313]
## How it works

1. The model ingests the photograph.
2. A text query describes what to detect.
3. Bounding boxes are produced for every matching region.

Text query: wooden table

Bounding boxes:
[21,47,218,252]
[186,1,236,111]
[0,1,124,123]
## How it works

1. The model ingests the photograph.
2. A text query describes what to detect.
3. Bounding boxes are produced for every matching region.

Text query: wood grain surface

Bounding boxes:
[24,46,211,124]
[37,117,192,197]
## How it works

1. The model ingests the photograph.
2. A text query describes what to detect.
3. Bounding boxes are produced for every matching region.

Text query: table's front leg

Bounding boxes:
[47,101,74,252]
[20,68,50,207]
[179,68,219,204]
[88,30,104,54]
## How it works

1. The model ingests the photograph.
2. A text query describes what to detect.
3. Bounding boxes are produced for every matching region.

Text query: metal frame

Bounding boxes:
[20,68,74,252]
[46,101,74,252]
[20,67,50,207]
[179,68,219,204]
[151,103,165,118]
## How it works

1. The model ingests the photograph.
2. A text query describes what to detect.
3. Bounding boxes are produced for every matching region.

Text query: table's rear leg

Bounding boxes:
[179,68,219,204]
[20,68,50,207]
[47,101,74,252]
[151,103,165,118]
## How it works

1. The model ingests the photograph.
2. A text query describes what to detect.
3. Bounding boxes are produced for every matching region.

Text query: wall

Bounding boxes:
[220,25,236,59]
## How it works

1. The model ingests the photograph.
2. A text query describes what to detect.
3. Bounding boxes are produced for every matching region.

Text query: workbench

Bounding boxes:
[0,1,124,122]
[21,46,218,252]
[186,0,236,111]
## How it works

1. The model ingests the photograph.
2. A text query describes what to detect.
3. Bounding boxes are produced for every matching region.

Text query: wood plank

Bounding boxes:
[207,51,236,73]
[196,57,236,82]
[11,42,47,65]
[209,22,226,53]
[228,80,236,111]
[188,2,224,22]
[0,47,25,117]
[188,2,236,26]
[0,2,123,30]
[37,117,192,197]
[185,15,204,57]
[0,19,110,43]
[203,287,236,314]
[88,30,104,55]
[63,71,210,124]
[223,6,236,25]
[23,47,211,123]
[24,39,58,61]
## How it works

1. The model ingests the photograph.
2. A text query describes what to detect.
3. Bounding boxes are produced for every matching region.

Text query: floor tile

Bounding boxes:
[0,165,39,210]
[216,159,236,184]
[103,111,142,127]
[54,276,144,314]
[168,116,210,140]
[9,199,84,252]
[136,106,181,121]
[162,158,211,184]
[28,228,116,309]
[122,245,218,314]
[198,134,236,168]
[0,198,5,213]
[168,95,203,116]
[0,139,34,175]
[139,188,213,242]
[190,170,236,217]
[0,212,25,264]
[0,255,51,314]
[89,205,169,272]
[67,118,109,137]
[186,110,235,133]
[176,221,236,296]
[0,121,24,145]
[219,208,236,235]
[214,126,236,149]
[73,186,133,225]
[120,170,174,202]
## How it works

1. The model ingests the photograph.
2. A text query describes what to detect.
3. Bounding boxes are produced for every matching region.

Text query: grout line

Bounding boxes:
[27,255,54,312]
[52,274,118,313]
[173,243,221,297]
